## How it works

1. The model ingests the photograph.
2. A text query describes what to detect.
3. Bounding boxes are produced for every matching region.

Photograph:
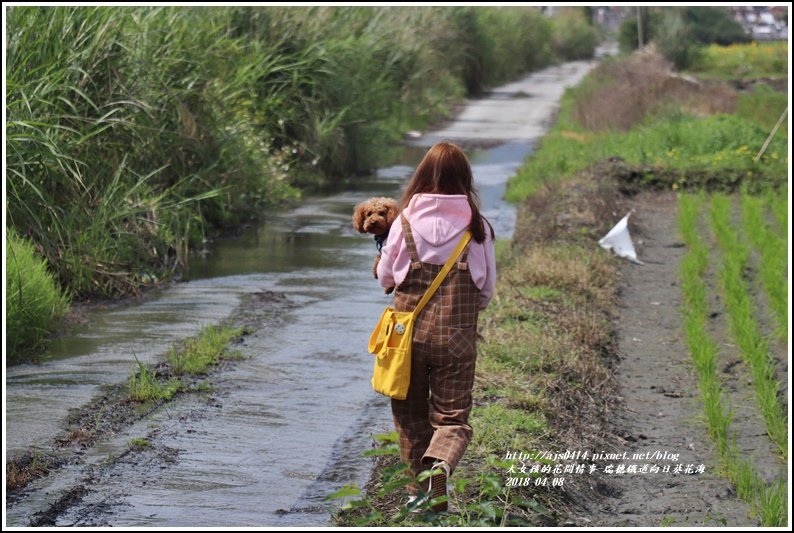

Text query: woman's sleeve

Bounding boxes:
[479,234,497,310]
[376,220,403,289]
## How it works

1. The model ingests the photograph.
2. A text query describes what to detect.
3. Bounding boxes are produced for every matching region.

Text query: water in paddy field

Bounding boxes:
[6,55,600,525]
[4,141,533,527]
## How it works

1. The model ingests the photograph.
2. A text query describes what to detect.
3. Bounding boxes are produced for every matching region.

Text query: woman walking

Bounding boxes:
[377,141,496,511]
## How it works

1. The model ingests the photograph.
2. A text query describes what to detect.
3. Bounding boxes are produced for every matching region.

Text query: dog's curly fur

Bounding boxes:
[352,197,399,292]
[352,197,399,238]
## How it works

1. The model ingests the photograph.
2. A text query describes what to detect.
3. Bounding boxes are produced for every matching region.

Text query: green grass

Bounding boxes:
[659,516,677,527]
[689,42,788,79]
[678,193,787,526]
[129,437,151,448]
[124,323,244,422]
[739,193,788,339]
[518,285,564,302]
[127,358,181,402]
[757,478,788,527]
[167,324,244,375]
[470,404,546,451]
[767,188,788,239]
[6,228,70,360]
[736,85,789,132]
[708,194,787,459]
[507,100,787,202]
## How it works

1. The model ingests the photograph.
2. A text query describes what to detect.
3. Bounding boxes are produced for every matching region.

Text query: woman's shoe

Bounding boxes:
[428,461,451,513]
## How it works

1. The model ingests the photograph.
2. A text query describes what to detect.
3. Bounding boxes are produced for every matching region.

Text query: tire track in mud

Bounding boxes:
[581,192,757,527]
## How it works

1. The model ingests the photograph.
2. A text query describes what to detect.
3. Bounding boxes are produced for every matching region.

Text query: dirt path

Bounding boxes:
[420,58,598,144]
[417,44,617,145]
[581,192,754,527]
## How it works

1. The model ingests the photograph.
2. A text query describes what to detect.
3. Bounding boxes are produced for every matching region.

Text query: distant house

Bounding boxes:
[729,5,787,40]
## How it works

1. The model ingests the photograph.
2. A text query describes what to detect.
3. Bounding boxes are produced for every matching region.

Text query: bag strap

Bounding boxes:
[412,230,472,317]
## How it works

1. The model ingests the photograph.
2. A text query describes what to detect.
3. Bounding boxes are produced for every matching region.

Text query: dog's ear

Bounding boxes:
[352,203,368,233]
[386,200,400,225]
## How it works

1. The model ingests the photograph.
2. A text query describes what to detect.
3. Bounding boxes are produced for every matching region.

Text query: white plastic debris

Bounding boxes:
[599,211,644,265]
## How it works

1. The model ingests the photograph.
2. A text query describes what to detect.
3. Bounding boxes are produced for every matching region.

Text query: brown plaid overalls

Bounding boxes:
[391,215,480,479]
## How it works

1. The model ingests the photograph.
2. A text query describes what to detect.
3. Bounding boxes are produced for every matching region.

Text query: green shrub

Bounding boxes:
[618,7,660,53]
[471,7,555,88]
[654,9,703,70]
[682,7,751,46]
[6,6,299,297]
[6,229,70,360]
[552,8,598,61]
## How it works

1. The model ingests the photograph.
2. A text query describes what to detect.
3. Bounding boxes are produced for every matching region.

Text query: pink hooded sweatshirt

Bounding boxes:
[377,194,496,310]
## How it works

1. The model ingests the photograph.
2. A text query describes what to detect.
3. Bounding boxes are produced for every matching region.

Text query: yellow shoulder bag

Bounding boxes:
[367,230,472,400]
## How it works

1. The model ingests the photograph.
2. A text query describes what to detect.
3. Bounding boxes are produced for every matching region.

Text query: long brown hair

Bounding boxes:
[401,141,493,243]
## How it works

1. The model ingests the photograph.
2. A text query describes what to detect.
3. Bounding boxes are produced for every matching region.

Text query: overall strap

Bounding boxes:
[413,231,472,317]
[400,214,422,270]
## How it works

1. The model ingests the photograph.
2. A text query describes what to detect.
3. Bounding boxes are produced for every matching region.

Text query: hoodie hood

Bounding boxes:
[404,194,471,246]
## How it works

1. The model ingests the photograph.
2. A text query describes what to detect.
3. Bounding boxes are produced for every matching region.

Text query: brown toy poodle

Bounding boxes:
[352,197,399,291]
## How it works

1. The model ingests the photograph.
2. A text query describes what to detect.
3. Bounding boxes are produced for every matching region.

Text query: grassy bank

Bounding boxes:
[6,5,597,360]
[506,47,787,202]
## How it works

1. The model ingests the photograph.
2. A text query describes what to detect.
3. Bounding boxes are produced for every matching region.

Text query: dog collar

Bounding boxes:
[374,231,389,254]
